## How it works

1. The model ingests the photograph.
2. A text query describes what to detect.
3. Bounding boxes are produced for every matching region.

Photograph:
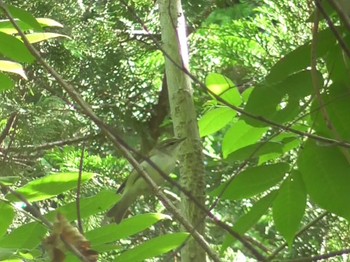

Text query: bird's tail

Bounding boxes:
[106,193,136,223]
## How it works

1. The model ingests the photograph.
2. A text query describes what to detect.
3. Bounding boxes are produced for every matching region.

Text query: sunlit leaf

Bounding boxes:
[0,60,27,79]
[199,107,236,137]
[206,73,235,95]
[45,189,120,221]
[0,32,35,63]
[115,232,189,262]
[0,72,14,91]
[220,88,242,106]
[0,18,62,34]
[0,203,14,237]
[36,18,63,28]
[24,32,69,44]
[0,222,47,249]
[222,120,268,158]
[7,5,42,31]
[6,172,94,202]
[86,213,171,248]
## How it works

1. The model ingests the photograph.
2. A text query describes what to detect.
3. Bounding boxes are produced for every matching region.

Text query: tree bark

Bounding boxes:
[159,0,206,261]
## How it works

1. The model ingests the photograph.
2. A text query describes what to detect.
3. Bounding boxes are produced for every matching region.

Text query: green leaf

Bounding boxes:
[265,28,336,84]
[311,83,350,141]
[298,140,350,221]
[242,86,253,102]
[0,176,20,185]
[45,189,120,221]
[0,222,47,249]
[258,136,302,164]
[24,32,69,44]
[36,18,63,28]
[86,213,171,247]
[243,70,320,127]
[219,88,242,106]
[221,190,277,252]
[0,202,14,237]
[273,171,306,247]
[225,142,283,162]
[307,0,335,22]
[0,18,62,34]
[7,5,42,32]
[0,60,27,79]
[210,163,288,200]
[0,72,15,92]
[199,107,236,137]
[115,232,189,262]
[222,120,268,158]
[0,248,18,260]
[0,32,35,63]
[324,35,350,83]
[0,19,33,34]
[6,172,94,202]
[206,73,235,95]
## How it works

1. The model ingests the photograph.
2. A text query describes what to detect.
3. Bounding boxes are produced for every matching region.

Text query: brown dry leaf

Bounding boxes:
[44,213,98,262]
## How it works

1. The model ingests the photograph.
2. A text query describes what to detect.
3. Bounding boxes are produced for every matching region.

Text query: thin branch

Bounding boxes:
[285,248,350,262]
[6,133,99,153]
[0,183,53,228]
[76,143,86,234]
[0,112,18,146]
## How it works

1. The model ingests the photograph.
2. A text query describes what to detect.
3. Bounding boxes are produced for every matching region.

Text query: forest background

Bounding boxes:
[0,0,350,261]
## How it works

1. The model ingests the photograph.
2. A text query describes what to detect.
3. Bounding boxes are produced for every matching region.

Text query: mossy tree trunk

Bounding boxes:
[159,0,207,261]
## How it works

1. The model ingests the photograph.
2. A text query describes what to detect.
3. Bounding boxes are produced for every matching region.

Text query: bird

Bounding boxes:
[106,137,185,223]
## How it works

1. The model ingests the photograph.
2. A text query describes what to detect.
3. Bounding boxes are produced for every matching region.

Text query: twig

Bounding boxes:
[0,183,53,228]
[6,133,99,153]
[76,143,86,234]
[285,248,350,261]
[0,112,18,146]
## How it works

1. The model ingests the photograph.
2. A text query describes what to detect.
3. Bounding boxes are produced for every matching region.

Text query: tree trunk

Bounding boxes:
[159,0,206,261]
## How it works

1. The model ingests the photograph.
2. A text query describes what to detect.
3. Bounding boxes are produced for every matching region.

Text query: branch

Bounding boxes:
[286,248,350,262]
[6,133,99,153]
[0,183,53,228]
[76,143,86,234]
[0,112,18,146]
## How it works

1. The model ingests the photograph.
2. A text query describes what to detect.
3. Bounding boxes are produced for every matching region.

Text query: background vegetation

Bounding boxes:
[0,0,349,261]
